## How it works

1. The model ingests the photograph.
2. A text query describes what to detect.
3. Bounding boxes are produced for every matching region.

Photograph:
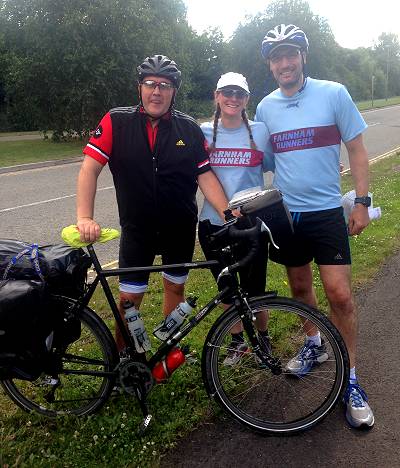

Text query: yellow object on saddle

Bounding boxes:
[61,225,120,248]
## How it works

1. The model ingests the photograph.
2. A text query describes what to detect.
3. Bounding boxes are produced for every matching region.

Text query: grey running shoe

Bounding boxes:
[285,339,329,376]
[223,341,250,366]
[37,376,60,387]
[343,382,375,428]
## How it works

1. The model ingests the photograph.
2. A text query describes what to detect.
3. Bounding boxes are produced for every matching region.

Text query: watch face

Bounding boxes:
[354,196,371,207]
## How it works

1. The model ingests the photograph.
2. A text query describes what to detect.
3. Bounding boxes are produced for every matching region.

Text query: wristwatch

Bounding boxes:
[354,196,371,207]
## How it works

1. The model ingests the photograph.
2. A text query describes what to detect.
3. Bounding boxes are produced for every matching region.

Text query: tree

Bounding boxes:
[373,33,400,98]
[1,0,399,133]
[0,0,203,134]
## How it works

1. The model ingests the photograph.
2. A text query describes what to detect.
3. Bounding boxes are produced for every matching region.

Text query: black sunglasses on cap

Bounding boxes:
[218,88,249,99]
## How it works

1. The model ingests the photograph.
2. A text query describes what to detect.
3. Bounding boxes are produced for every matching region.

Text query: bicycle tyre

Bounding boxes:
[1,296,119,417]
[202,296,349,434]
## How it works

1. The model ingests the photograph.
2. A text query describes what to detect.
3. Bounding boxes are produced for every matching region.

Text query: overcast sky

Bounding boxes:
[183,0,400,49]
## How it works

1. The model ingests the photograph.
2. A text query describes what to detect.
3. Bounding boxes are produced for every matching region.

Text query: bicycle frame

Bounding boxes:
[83,244,238,367]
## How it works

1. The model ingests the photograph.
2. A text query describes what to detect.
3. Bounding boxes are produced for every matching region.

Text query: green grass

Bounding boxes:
[1,150,400,467]
[0,139,84,168]
[357,96,400,111]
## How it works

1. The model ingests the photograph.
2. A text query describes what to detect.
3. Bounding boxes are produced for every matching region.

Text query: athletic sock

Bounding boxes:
[349,367,357,383]
[305,332,321,347]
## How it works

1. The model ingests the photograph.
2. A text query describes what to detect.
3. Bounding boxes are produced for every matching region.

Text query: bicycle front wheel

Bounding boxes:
[1,296,119,417]
[202,296,349,434]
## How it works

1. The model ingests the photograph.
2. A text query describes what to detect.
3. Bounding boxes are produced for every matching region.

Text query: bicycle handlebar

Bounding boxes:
[226,218,262,273]
[212,218,265,281]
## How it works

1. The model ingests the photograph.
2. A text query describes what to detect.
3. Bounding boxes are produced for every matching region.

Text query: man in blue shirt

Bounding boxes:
[256,24,374,429]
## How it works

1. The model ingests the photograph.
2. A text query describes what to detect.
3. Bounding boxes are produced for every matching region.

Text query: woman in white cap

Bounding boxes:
[198,72,274,366]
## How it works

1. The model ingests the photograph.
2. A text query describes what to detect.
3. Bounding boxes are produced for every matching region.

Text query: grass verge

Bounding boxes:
[1,151,400,467]
[0,139,84,168]
[357,96,400,111]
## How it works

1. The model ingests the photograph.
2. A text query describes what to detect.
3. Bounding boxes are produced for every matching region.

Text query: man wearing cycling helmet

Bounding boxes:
[77,54,228,350]
[256,24,374,429]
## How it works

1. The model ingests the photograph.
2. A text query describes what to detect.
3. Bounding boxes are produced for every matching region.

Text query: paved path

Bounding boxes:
[161,252,400,467]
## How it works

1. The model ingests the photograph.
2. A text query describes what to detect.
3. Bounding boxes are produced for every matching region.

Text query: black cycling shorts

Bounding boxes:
[119,223,196,286]
[269,207,351,267]
[198,220,268,302]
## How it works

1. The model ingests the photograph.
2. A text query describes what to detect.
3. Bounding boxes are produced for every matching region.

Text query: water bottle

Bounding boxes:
[123,301,151,353]
[152,347,186,383]
[153,296,197,341]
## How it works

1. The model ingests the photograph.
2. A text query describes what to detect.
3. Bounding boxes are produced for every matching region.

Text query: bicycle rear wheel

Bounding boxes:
[1,296,118,417]
[202,296,349,434]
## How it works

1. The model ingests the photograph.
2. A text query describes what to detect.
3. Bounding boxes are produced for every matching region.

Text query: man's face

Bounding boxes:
[139,75,175,118]
[268,46,305,93]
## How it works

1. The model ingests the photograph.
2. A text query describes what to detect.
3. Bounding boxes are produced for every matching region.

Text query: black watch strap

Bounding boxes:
[354,196,371,207]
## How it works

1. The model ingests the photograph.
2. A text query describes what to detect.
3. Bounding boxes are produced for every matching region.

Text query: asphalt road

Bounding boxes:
[1,105,399,266]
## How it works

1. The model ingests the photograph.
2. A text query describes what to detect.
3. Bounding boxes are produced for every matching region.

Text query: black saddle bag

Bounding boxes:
[0,240,91,298]
[0,279,54,380]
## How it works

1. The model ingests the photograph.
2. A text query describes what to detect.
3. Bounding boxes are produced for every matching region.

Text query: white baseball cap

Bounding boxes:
[216,72,250,94]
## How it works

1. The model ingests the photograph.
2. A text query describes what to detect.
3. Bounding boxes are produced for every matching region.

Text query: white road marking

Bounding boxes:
[0,186,113,213]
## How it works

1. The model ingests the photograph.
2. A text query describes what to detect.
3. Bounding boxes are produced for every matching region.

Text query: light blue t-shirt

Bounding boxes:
[255,77,367,212]
[200,120,274,225]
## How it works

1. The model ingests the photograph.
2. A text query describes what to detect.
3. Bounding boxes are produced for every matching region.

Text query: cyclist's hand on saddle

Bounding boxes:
[77,217,101,242]
[348,204,369,236]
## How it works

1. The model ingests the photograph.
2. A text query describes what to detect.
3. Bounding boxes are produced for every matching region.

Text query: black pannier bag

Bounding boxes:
[237,189,294,245]
[0,240,92,298]
[0,279,54,380]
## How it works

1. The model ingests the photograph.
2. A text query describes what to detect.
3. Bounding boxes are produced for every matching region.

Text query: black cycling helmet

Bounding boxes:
[137,54,182,89]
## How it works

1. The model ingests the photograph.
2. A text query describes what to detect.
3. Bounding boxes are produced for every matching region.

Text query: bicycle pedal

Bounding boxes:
[138,414,153,435]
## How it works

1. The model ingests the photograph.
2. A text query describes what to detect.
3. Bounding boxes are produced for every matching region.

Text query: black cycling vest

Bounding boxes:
[108,106,209,231]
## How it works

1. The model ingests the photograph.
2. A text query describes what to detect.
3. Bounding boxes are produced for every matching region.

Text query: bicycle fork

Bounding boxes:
[235,296,282,375]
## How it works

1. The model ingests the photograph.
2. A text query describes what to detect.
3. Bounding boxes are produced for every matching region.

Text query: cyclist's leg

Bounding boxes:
[116,291,146,352]
[240,234,269,333]
[313,208,354,365]
[160,220,196,316]
[162,276,185,317]
[270,221,317,336]
[286,264,320,336]
[117,227,154,352]
[285,208,354,374]
[319,264,355,366]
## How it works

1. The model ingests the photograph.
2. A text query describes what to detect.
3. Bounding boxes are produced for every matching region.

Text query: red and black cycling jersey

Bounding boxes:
[83,106,210,230]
